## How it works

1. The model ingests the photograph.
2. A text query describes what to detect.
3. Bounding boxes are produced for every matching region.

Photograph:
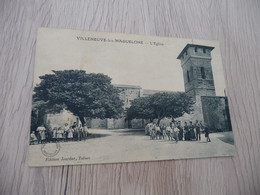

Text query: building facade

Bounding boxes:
[177,44,232,131]
[113,84,141,110]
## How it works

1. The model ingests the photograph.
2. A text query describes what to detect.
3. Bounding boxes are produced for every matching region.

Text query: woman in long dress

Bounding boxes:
[52,127,57,142]
[67,128,73,141]
[57,127,63,142]
[189,121,195,140]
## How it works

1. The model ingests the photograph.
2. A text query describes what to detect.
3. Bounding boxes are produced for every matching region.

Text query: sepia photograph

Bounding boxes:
[29,28,235,166]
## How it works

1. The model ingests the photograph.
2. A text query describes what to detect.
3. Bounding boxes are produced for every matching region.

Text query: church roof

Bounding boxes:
[113,84,141,89]
[142,89,181,96]
[177,44,214,59]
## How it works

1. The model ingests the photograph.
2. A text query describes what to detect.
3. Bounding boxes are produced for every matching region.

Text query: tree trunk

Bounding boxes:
[37,109,45,127]
[79,115,85,127]
[157,117,162,125]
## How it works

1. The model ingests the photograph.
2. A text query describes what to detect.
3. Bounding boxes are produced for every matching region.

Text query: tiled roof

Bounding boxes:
[142,89,180,96]
[113,84,141,89]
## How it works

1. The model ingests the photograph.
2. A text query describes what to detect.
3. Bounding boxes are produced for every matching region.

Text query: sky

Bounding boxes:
[34,28,227,96]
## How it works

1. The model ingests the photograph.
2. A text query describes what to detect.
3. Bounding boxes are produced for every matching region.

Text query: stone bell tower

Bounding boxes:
[177,44,216,121]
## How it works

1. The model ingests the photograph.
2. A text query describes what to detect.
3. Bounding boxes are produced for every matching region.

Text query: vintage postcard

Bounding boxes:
[29,28,235,166]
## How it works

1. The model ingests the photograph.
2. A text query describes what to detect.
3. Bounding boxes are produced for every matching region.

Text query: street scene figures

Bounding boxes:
[145,120,211,143]
[29,28,235,166]
[30,123,89,145]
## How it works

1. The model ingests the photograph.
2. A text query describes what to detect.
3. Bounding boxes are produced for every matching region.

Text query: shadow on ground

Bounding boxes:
[216,132,234,145]
[87,133,111,139]
[116,129,145,136]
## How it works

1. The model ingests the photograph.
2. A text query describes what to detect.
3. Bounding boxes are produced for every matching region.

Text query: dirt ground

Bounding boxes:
[29,128,236,166]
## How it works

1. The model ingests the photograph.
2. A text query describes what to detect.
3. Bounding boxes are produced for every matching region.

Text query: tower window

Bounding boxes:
[203,48,206,53]
[195,46,198,52]
[187,71,190,82]
[201,67,206,79]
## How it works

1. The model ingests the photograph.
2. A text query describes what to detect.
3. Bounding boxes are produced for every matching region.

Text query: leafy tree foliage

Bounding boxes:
[32,70,124,127]
[126,96,156,121]
[127,92,193,123]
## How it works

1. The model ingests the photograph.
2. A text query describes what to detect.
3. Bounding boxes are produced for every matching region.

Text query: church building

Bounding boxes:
[177,44,232,131]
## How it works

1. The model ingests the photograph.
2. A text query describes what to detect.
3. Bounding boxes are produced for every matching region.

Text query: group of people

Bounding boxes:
[145,120,211,143]
[30,122,89,145]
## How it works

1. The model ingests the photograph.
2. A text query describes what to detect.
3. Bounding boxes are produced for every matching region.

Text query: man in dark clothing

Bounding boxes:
[195,120,201,141]
[189,121,195,140]
[205,125,211,142]
[184,122,189,140]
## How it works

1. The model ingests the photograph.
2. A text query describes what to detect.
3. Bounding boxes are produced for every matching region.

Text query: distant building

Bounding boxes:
[142,89,174,97]
[113,84,175,110]
[113,84,141,110]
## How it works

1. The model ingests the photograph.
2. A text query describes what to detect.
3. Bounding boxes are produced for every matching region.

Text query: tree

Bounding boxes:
[127,92,193,124]
[126,97,156,121]
[32,70,124,127]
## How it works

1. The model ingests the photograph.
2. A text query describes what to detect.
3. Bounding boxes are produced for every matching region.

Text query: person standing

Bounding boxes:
[52,127,57,142]
[40,130,46,144]
[205,125,211,142]
[64,123,70,141]
[151,123,156,140]
[155,124,161,140]
[36,125,46,144]
[72,125,78,141]
[189,121,195,140]
[166,124,172,140]
[177,121,183,141]
[57,127,63,142]
[170,122,175,141]
[173,122,180,143]
[78,124,83,141]
[184,122,189,141]
[199,121,204,134]
[46,127,52,143]
[83,124,89,140]
[161,125,166,140]
[195,120,201,141]
[67,127,73,141]
[30,131,38,145]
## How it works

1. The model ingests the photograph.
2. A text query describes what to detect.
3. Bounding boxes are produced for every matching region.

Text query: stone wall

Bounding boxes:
[201,96,231,132]
[107,118,126,129]
[91,118,107,129]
